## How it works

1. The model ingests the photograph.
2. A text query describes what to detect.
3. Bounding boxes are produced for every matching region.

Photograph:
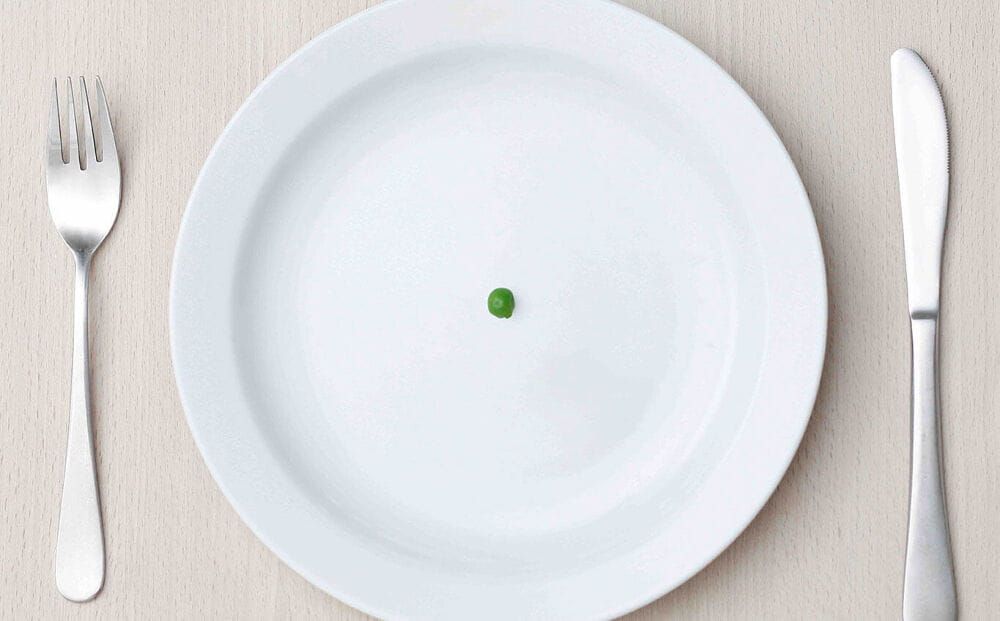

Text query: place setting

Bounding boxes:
[17,0,975,619]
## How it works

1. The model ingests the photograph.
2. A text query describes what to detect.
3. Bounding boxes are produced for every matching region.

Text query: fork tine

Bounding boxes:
[78,77,96,167]
[65,77,81,169]
[48,79,65,166]
[94,77,117,165]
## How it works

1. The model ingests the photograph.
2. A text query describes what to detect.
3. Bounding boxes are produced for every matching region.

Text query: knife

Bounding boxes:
[891,48,957,621]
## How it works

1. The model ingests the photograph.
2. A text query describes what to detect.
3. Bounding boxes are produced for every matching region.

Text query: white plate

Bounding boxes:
[171,0,826,618]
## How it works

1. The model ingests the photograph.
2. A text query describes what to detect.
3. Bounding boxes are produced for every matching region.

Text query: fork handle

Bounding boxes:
[55,255,104,602]
[903,317,957,621]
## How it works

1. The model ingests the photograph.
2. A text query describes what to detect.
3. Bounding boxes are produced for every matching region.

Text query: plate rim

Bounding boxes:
[170,0,828,618]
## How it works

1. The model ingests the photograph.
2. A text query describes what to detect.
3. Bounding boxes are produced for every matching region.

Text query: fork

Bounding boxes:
[46,77,120,602]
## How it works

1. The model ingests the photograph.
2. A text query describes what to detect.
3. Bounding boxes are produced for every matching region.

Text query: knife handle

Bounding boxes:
[903,317,957,621]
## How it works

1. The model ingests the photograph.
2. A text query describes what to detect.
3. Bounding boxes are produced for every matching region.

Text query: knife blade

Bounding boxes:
[892,48,949,318]
[891,48,957,621]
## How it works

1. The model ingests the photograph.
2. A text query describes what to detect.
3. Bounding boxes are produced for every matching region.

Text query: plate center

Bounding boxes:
[233,48,758,569]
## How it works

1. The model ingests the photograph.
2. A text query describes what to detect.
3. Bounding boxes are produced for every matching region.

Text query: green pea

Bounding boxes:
[487,287,515,319]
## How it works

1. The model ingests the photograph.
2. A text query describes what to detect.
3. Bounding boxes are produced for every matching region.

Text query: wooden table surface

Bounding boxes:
[2,0,998,618]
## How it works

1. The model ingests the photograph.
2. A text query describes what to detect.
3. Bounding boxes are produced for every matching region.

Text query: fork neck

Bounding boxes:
[73,251,93,273]
[73,254,92,328]
[73,253,91,334]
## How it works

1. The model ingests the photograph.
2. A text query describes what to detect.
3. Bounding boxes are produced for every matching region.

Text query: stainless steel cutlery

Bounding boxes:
[891,48,957,621]
[45,76,121,602]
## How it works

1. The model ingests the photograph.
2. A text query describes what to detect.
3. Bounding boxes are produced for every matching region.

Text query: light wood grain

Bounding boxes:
[2,0,998,618]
